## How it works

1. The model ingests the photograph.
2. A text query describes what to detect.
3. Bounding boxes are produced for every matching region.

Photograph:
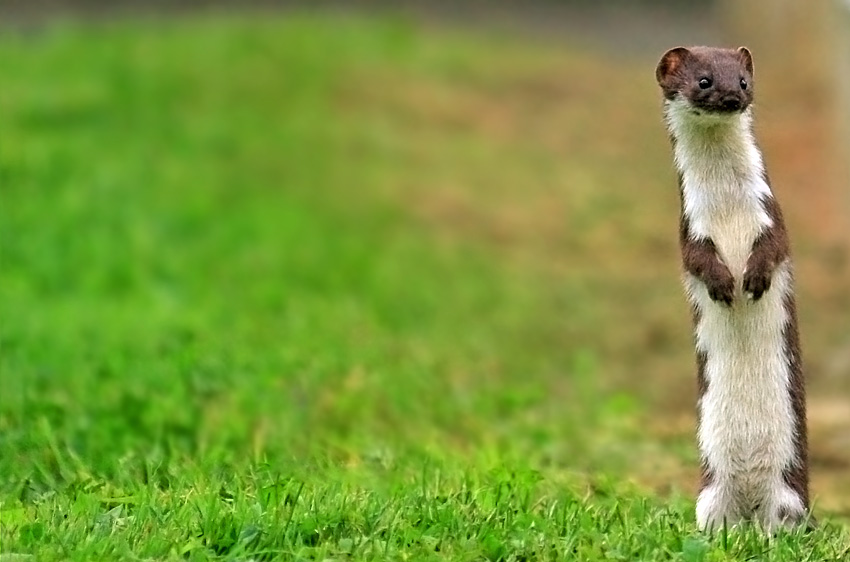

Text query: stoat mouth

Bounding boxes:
[663,97,751,132]
[683,105,748,125]
[688,101,750,117]
[692,106,748,115]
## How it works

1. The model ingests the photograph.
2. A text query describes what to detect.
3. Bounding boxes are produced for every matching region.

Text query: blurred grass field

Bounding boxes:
[1,12,849,560]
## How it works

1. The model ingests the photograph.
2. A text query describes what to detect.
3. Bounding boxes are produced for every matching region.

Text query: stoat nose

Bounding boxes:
[721,96,742,111]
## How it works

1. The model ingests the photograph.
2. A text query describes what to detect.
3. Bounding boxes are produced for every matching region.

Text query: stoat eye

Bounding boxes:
[740,78,748,90]
[698,77,712,89]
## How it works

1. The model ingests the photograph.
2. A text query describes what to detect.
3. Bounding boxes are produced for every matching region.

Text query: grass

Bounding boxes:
[4,465,847,561]
[0,12,848,560]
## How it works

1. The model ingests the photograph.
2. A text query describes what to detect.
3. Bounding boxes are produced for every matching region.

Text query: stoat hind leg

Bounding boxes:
[757,481,807,532]
[696,483,744,532]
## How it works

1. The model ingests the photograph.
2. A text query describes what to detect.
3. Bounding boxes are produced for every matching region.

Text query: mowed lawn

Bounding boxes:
[0,14,848,560]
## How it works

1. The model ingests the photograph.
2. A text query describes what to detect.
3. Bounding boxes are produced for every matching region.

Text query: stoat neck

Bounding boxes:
[664,99,765,186]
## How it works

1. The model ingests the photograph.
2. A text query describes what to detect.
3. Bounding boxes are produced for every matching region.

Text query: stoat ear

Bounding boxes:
[656,47,691,86]
[737,46,754,75]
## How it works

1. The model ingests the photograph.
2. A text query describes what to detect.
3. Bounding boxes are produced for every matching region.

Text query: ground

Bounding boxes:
[1,12,849,561]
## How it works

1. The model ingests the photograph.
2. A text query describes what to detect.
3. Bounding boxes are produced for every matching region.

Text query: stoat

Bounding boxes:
[655,46,810,531]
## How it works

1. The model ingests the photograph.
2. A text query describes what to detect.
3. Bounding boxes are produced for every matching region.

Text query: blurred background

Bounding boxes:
[2,0,849,516]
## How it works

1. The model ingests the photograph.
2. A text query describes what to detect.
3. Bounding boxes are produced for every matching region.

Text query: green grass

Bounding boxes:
[0,13,847,560]
[3,465,846,561]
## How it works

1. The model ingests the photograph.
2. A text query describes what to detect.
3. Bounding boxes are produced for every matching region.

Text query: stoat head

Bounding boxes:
[656,46,754,123]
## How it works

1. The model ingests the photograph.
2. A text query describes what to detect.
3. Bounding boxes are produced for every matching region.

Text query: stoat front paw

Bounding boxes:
[743,268,772,300]
[705,266,735,306]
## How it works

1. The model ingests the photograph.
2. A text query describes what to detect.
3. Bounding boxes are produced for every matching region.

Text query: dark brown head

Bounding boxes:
[656,46,754,115]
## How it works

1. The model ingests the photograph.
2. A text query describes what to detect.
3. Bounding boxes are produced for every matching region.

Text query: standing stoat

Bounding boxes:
[655,46,810,531]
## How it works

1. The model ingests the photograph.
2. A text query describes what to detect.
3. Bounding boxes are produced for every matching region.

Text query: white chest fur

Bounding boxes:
[665,100,801,529]
[670,103,773,281]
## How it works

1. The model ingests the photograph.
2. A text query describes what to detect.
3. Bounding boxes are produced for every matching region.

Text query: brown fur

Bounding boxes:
[657,47,754,112]
[679,208,735,306]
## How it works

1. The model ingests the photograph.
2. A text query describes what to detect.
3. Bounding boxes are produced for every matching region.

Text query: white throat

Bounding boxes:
[664,97,773,248]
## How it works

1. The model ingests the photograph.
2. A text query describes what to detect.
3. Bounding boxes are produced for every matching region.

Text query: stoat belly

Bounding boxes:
[683,182,797,493]
[685,252,796,492]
